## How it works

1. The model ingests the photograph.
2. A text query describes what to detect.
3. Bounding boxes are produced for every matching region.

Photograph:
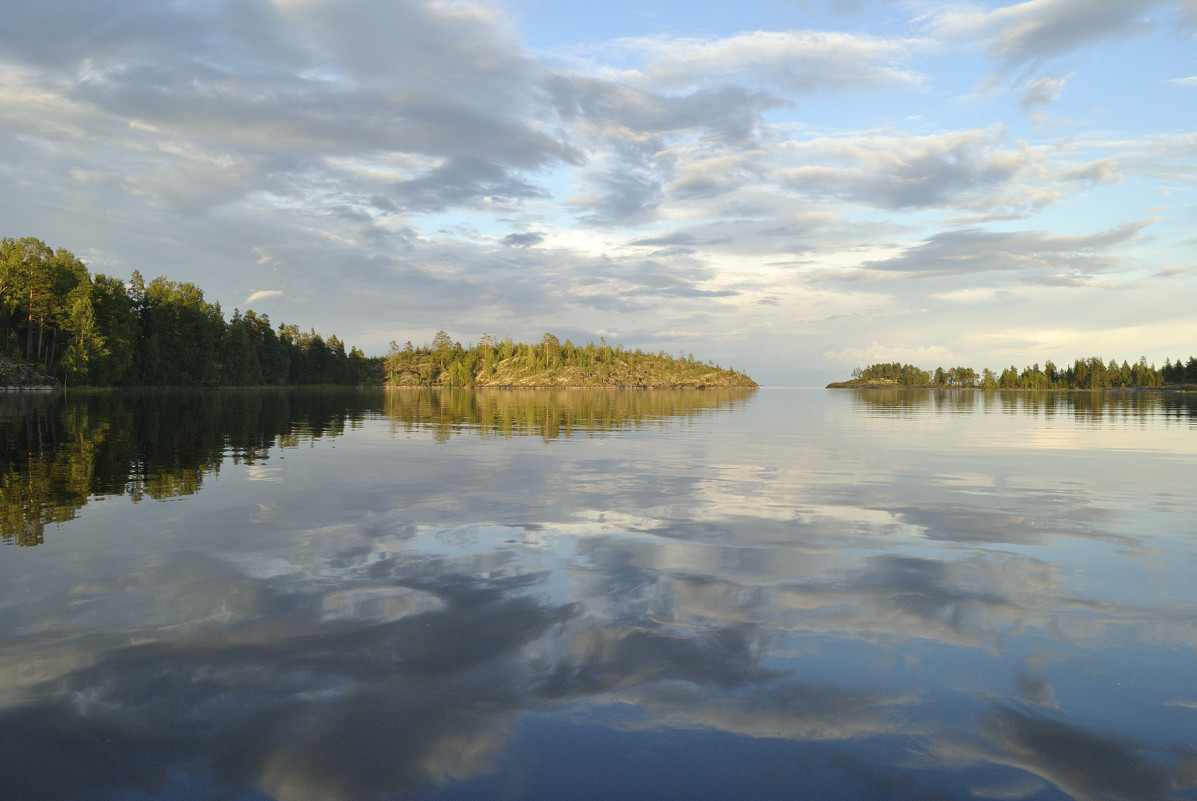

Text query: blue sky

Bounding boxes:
[2,0,1195,384]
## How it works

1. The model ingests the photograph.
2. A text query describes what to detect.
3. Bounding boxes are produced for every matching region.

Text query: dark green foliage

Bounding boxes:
[1,236,380,387]
[848,362,931,386]
[837,355,1188,389]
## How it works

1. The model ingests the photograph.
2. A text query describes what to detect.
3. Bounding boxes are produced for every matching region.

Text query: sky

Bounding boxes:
[2,0,1195,385]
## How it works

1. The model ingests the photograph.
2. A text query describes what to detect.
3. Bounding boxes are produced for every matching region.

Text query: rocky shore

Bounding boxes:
[0,354,59,390]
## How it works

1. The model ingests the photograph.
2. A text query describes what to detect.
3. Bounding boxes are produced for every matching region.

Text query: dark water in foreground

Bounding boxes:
[2,387,1196,801]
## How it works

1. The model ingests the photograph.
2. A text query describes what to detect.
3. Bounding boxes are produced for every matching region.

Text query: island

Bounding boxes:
[384,333,757,389]
[828,359,1197,390]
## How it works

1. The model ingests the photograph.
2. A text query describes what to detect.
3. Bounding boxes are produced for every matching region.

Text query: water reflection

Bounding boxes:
[382,387,756,440]
[0,389,377,546]
[1,389,1196,801]
[1,388,754,546]
[851,387,1197,425]
[0,565,572,801]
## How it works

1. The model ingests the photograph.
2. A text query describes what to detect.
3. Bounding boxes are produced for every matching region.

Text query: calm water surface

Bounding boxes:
[2,388,1196,801]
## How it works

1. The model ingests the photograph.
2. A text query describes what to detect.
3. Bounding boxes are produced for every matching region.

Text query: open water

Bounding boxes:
[1,387,1195,801]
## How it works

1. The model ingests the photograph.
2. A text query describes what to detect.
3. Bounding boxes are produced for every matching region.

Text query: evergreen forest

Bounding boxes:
[831,356,1197,390]
[1,236,375,386]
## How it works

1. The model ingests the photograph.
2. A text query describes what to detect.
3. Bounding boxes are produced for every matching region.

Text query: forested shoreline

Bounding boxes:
[2,236,376,386]
[3,235,755,390]
[830,357,1197,390]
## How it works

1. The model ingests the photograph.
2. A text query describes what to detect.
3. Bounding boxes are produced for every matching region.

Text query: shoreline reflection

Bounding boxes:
[1,388,1195,801]
[1,388,756,546]
[382,387,757,440]
[850,387,1197,424]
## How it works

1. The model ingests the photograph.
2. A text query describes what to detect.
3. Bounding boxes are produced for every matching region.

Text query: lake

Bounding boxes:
[2,387,1196,801]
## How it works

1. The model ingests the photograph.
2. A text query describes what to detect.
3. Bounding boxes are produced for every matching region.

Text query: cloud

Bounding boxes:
[1,0,578,221]
[502,231,546,247]
[927,0,1171,76]
[1062,157,1122,185]
[778,127,1054,214]
[246,289,284,305]
[607,30,923,94]
[1169,76,1197,86]
[544,75,781,144]
[1018,73,1070,109]
[855,221,1151,281]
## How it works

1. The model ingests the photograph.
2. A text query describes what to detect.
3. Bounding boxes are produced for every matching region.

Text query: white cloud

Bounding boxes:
[607,30,923,94]
[246,290,284,305]
[777,126,1053,214]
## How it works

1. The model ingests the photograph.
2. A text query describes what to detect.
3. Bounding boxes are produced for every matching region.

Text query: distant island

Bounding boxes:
[829,358,1197,390]
[384,332,757,389]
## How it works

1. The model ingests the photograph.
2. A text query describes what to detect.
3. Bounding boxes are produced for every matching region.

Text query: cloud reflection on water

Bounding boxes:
[1,388,1196,800]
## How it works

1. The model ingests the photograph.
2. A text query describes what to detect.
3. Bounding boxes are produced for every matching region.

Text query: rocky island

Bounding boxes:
[385,332,757,389]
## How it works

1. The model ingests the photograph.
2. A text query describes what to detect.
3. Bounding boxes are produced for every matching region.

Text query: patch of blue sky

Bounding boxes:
[1032,35,1197,133]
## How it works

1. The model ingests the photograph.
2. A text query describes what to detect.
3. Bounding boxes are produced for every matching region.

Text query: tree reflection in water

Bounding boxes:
[1,388,1195,801]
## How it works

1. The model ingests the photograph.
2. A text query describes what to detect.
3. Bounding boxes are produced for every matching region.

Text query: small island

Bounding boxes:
[384,332,757,389]
[828,358,1197,390]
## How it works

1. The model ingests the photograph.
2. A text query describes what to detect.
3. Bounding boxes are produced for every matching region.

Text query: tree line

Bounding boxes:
[1,236,377,386]
[838,355,1197,390]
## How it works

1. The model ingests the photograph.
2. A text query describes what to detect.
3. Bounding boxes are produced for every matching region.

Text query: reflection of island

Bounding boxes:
[849,387,1197,422]
[1,388,757,545]
[0,390,377,546]
[382,387,757,441]
[3,386,1193,801]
